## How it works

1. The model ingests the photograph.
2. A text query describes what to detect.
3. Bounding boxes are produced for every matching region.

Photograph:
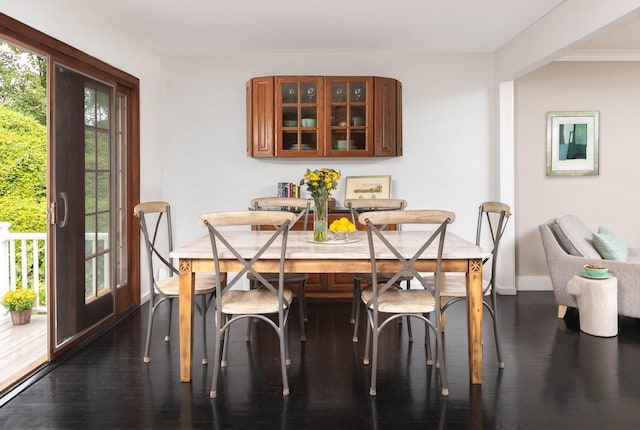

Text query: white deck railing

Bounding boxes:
[1,222,111,315]
[0,222,47,313]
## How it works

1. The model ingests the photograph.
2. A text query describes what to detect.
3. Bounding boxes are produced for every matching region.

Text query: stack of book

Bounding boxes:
[278,182,300,198]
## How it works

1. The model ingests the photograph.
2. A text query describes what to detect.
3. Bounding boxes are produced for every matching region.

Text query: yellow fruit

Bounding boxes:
[330,217,355,232]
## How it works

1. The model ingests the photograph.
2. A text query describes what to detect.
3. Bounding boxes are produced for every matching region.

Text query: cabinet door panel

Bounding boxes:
[325,77,373,157]
[247,77,275,157]
[373,77,401,157]
[275,76,324,157]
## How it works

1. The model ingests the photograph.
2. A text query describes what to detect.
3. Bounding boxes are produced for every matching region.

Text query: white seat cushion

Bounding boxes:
[156,272,221,296]
[361,287,435,313]
[221,288,293,315]
[431,274,491,297]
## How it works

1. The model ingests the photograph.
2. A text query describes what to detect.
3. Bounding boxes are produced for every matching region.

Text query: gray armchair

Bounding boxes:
[539,217,640,319]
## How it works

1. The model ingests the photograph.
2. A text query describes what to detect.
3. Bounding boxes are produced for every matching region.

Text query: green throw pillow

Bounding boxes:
[593,226,628,261]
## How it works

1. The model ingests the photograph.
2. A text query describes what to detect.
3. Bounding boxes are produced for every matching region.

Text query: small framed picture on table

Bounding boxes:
[344,175,392,200]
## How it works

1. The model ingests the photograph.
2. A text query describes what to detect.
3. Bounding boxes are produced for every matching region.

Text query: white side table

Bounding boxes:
[566,274,618,337]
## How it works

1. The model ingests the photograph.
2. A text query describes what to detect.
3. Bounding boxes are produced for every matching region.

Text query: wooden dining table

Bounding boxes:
[170,229,491,385]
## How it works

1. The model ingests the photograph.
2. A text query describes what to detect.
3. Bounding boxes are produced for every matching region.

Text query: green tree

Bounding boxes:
[0,40,47,233]
[0,104,47,232]
[0,41,47,125]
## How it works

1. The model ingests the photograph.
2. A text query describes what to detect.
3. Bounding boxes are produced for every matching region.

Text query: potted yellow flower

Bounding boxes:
[1,288,37,325]
[300,168,341,241]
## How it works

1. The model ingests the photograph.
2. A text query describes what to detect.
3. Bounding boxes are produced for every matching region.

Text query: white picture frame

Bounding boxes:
[546,111,599,176]
[344,175,391,200]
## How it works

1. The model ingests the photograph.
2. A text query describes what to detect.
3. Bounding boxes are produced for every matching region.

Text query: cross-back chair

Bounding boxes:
[345,198,412,342]
[134,201,224,365]
[248,197,312,341]
[358,209,455,397]
[438,201,511,368]
[200,210,297,399]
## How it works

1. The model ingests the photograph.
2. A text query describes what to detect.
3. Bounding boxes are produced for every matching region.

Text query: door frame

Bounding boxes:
[0,13,140,359]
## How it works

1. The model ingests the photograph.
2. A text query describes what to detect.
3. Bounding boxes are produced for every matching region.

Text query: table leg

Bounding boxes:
[466,258,483,384]
[179,259,194,382]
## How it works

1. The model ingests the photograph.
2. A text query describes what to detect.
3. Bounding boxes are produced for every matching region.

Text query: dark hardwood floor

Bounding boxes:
[1,292,640,429]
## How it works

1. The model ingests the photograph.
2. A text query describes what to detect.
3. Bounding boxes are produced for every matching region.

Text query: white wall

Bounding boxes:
[515,61,640,290]
[161,54,497,248]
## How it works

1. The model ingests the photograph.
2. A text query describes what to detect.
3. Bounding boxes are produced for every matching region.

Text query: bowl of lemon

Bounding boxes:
[329,217,357,241]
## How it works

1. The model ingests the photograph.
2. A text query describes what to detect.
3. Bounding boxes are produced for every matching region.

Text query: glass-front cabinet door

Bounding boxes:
[325,77,373,157]
[275,76,323,157]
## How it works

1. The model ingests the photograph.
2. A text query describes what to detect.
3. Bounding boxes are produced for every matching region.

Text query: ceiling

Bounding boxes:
[81,0,576,56]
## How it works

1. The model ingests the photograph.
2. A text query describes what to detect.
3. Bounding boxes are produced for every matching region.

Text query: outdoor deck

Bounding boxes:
[0,313,47,391]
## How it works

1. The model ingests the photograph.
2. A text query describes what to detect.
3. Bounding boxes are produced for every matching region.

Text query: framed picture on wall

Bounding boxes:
[344,175,391,200]
[546,111,599,176]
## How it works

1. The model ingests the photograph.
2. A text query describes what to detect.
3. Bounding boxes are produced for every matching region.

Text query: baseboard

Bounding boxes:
[517,275,553,291]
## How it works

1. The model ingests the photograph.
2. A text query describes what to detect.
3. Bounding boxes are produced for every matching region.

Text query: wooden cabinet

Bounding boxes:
[247,76,402,158]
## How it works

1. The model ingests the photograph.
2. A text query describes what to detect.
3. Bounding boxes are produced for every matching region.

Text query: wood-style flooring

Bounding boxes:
[1,292,640,429]
[0,314,47,391]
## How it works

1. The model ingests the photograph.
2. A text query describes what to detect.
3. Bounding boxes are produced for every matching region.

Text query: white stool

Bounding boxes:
[566,274,618,337]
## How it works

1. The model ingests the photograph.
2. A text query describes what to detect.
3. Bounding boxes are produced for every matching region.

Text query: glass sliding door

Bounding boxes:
[53,64,115,347]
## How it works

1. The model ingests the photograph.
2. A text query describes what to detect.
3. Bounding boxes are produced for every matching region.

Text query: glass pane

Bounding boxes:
[97,131,110,170]
[281,82,297,103]
[282,132,298,150]
[301,107,316,125]
[97,254,109,292]
[97,212,110,252]
[85,214,96,255]
[84,129,96,169]
[84,87,96,126]
[96,90,110,129]
[116,93,128,287]
[300,132,317,150]
[351,106,366,126]
[85,172,96,213]
[300,82,316,103]
[97,172,110,212]
[85,260,95,299]
[331,83,347,103]
[351,131,367,150]
[350,82,366,102]
[331,105,347,126]
[331,130,347,150]
[282,106,298,127]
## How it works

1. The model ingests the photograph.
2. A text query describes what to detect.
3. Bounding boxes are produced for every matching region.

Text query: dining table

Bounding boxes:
[170,229,491,385]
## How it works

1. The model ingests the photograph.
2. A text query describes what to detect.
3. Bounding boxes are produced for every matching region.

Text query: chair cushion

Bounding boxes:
[156,272,222,296]
[221,288,293,315]
[552,215,601,258]
[361,287,435,313]
[434,274,492,297]
[593,226,628,262]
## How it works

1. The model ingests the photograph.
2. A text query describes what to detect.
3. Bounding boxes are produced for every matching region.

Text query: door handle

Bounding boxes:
[56,191,69,228]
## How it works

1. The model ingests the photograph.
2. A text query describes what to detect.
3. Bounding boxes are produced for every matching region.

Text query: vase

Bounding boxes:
[10,309,32,326]
[313,197,329,242]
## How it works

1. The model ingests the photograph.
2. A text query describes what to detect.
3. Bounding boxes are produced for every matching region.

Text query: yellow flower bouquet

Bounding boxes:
[300,168,341,241]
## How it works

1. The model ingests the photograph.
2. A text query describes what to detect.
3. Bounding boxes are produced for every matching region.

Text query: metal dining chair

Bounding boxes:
[247,196,312,341]
[345,198,412,342]
[438,201,511,368]
[200,210,297,399]
[134,201,225,365]
[358,209,454,397]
